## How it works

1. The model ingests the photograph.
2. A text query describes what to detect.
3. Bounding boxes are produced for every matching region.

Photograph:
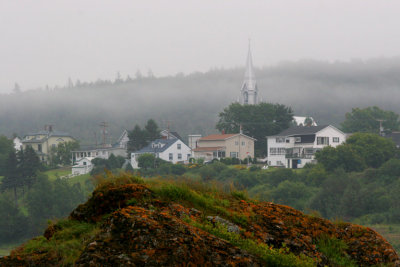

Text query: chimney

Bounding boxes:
[222,129,225,135]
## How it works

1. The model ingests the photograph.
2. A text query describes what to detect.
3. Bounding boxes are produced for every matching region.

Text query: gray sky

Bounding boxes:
[1,0,400,92]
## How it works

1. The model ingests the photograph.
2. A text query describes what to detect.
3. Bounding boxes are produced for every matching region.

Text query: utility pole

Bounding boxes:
[376,119,385,136]
[99,122,109,147]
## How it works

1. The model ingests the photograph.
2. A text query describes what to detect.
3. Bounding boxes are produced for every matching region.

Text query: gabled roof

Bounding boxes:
[199,133,256,141]
[274,125,330,136]
[134,138,180,154]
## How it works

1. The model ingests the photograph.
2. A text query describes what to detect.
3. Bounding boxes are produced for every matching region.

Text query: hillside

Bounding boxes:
[3,58,400,143]
[1,173,398,266]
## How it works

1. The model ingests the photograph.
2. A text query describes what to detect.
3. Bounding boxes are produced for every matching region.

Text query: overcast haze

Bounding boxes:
[1,0,400,92]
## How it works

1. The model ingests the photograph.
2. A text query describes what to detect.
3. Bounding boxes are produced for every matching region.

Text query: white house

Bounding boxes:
[72,157,94,175]
[267,125,346,169]
[131,138,192,169]
[72,130,128,163]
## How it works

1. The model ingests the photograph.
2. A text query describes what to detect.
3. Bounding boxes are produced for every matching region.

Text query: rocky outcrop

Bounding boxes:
[1,180,399,266]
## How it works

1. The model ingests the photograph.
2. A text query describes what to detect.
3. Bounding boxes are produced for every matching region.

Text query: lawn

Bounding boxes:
[44,167,71,180]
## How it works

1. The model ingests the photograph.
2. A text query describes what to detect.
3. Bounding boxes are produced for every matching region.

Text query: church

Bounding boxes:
[240,43,259,105]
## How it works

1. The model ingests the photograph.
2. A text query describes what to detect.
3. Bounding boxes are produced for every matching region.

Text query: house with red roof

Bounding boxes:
[192,133,255,161]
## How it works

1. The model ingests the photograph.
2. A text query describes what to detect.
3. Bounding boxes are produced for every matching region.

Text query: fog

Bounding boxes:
[1,1,400,92]
[1,58,400,144]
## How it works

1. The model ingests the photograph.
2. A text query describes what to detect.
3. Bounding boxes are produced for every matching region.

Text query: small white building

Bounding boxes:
[131,138,192,169]
[13,137,23,151]
[72,157,94,175]
[267,125,346,169]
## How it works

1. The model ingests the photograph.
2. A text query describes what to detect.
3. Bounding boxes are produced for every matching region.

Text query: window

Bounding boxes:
[276,137,284,143]
[169,153,173,161]
[295,137,301,143]
[333,137,340,143]
[178,153,182,160]
[177,143,181,150]
[218,151,226,158]
[241,141,245,146]
[83,162,87,166]
[235,141,239,146]
[187,154,191,160]
[317,137,329,145]
[304,148,314,155]
[38,144,42,152]
[51,144,56,149]
[286,139,290,143]
[230,152,238,158]
[277,161,283,166]
[269,147,286,155]
[88,152,91,157]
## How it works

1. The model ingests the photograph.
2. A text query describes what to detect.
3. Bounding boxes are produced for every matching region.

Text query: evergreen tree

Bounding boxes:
[21,146,41,188]
[1,151,21,206]
[144,119,161,141]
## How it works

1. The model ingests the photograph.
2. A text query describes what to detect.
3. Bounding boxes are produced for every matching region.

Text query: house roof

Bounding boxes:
[25,130,73,138]
[386,132,400,147]
[134,138,179,154]
[199,133,256,141]
[274,125,330,137]
[193,146,224,152]
[160,129,184,141]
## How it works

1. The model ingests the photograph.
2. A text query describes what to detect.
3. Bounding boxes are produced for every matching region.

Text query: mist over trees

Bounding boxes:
[2,58,400,143]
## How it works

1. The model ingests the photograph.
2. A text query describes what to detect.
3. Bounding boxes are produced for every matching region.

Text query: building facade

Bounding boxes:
[21,129,75,162]
[267,125,346,169]
[193,133,255,161]
[131,138,192,169]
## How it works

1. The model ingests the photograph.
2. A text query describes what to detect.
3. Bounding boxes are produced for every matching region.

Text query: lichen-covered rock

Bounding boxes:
[2,181,399,266]
[75,206,263,266]
[70,183,153,222]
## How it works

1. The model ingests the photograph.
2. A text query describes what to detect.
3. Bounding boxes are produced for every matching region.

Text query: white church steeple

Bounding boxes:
[240,41,258,105]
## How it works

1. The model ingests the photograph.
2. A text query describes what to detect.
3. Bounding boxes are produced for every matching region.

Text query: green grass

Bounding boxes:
[316,235,357,267]
[44,167,71,181]
[22,219,100,265]
[185,218,315,267]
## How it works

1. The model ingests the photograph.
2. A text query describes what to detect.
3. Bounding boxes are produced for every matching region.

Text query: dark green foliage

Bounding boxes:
[216,102,293,156]
[1,151,21,205]
[316,133,396,172]
[26,174,85,234]
[346,132,396,168]
[20,146,41,187]
[269,181,316,210]
[0,195,29,243]
[341,106,400,134]
[127,119,161,157]
[0,136,14,176]
[91,154,126,175]
[137,153,156,170]
[316,235,357,267]
[170,164,186,175]
[49,141,79,166]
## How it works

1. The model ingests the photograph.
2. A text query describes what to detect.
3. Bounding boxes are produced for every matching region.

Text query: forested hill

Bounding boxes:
[2,57,400,143]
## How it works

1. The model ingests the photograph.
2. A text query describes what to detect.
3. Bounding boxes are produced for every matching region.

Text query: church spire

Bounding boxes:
[240,40,258,105]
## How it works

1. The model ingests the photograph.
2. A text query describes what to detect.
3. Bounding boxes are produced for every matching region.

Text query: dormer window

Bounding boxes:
[295,137,301,143]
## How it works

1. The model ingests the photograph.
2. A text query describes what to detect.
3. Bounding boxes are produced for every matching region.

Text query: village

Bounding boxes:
[11,45,400,176]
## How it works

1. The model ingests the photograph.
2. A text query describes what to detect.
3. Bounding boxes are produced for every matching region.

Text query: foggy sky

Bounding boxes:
[1,0,400,92]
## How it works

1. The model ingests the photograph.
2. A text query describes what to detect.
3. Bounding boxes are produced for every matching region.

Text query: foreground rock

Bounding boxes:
[1,178,399,266]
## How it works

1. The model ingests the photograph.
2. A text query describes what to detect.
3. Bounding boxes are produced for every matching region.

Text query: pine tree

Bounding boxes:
[1,151,21,206]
